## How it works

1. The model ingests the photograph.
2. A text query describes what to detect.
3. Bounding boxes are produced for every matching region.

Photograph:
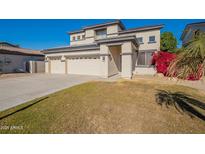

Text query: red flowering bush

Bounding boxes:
[152,51,176,75]
[152,51,201,80]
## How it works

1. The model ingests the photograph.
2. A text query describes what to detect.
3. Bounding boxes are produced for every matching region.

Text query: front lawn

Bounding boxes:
[0,80,205,133]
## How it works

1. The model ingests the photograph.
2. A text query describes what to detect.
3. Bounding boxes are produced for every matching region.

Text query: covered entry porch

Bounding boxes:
[97,35,138,79]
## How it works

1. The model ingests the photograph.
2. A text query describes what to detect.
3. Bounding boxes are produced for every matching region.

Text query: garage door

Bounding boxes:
[50,59,65,74]
[67,56,100,76]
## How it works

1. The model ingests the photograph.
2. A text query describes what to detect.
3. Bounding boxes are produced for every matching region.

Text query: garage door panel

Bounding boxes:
[50,60,65,74]
[67,58,100,76]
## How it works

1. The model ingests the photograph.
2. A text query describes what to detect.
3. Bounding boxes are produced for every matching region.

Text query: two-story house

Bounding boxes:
[181,21,205,46]
[43,20,164,78]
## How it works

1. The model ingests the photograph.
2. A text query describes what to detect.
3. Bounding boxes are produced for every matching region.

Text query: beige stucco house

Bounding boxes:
[43,20,164,78]
[0,42,44,73]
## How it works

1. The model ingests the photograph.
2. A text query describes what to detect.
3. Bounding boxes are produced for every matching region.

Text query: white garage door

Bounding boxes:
[67,56,100,76]
[50,59,65,74]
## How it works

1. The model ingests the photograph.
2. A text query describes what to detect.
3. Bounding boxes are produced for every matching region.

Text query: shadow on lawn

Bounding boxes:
[0,97,48,120]
[155,90,205,121]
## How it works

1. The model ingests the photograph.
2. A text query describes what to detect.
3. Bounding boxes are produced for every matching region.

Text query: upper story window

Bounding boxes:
[72,36,76,41]
[77,36,81,40]
[148,36,156,43]
[95,29,107,40]
[137,37,143,44]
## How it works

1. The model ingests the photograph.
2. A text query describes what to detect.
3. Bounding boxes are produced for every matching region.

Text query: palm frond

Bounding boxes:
[168,32,205,79]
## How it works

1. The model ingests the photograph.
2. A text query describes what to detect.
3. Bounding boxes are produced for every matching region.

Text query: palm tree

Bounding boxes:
[168,31,205,80]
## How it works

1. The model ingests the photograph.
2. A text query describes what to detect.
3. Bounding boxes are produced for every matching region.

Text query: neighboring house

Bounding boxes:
[181,21,205,46]
[43,20,164,78]
[0,42,44,73]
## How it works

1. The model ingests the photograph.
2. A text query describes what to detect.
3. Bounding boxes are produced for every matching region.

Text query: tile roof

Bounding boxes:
[180,21,205,40]
[0,45,43,56]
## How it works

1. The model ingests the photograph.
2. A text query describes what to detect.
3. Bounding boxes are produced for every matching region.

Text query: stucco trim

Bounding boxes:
[83,20,125,30]
[42,44,100,54]
[70,38,86,42]
[135,65,155,68]
[47,55,62,59]
[119,24,164,34]
[64,53,100,58]
[139,49,157,52]
[70,32,121,42]
[68,29,85,35]
[95,35,138,47]
[84,36,94,39]
[100,53,110,56]
[106,42,123,47]
[64,53,110,58]
[68,20,125,35]
[121,52,133,55]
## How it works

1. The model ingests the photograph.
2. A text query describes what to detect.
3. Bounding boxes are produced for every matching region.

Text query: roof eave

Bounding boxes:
[42,44,100,54]
[68,20,126,35]
[119,24,164,34]
[95,35,139,47]
[180,22,205,40]
[68,29,85,35]
[83,20,125,30]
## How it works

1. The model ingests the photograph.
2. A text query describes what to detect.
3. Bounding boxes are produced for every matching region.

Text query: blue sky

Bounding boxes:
[0,19,204,50]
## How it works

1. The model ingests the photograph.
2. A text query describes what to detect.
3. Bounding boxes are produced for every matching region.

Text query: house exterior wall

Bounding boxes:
[70,24,122,46]
[70,23,160,51]
[70,32,88,46]
[108,46,121,77]
[45,21,163,77]
[119,29,160,51]
[119,30,160,75]
[121,42,134,79]
[107,25,120,37]
[45,49,102,76]
[134,67,156,75]
[45,50,100,57]
[99,44,109,78]
[0,53,44,73]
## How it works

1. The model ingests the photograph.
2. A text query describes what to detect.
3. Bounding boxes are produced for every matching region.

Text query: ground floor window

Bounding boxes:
[137,51,154,67]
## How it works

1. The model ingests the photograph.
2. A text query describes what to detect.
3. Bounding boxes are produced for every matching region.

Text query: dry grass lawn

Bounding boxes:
[0,79,205,133]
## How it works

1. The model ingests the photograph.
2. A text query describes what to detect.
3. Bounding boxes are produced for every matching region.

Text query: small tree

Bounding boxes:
[160,32,177,52]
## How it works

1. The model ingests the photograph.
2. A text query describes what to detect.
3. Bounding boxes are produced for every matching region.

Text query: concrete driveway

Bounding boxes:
[0,74,100,111]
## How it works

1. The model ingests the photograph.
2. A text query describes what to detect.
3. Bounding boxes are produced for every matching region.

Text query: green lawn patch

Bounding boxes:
[0,80,205,133]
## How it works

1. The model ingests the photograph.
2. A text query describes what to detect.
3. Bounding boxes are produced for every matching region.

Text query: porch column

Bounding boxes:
[121,42,133,79]
[100,44,109,78]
